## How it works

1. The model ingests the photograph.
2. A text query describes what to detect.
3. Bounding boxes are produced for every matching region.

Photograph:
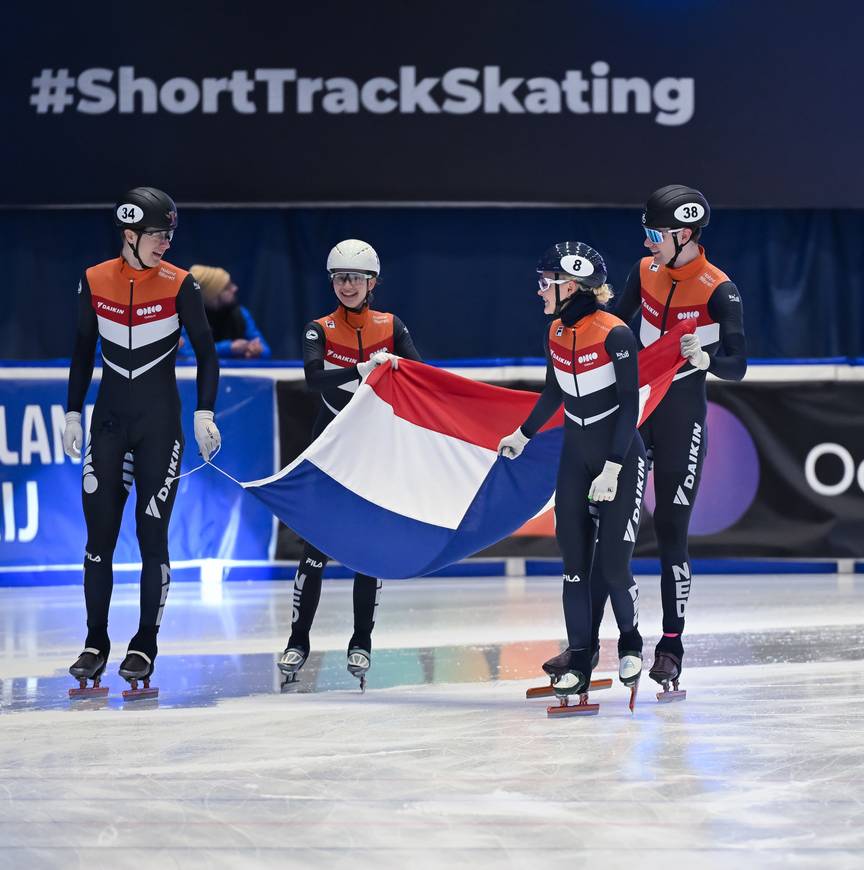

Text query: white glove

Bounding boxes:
[680,333,710,371]
[588,460,623,502]
[62,411,83,459]
[357,351,400,380]
[194,410,221,461]
[497,427,530,460]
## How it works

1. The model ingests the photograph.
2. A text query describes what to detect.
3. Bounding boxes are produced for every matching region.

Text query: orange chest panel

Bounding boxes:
[548,311,621,375]
[315,309,395,367]
[86,258,187,326]
[639,258,728,329]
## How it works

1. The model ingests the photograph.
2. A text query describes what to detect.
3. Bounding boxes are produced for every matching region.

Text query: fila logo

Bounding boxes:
[673,486,690,506]
[649,262,660,272]
[616,350,630,360]
[556,326,564,336]
[672,562,691,617]
[304,558,324,569]
[325,319,336,329]
[85,551,101,563]
[563,573,581,583]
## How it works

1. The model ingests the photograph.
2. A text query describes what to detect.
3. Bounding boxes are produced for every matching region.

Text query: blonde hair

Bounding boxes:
[593,283,614,305]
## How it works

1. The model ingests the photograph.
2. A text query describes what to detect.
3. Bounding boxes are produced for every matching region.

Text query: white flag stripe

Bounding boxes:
[309,389,496,529]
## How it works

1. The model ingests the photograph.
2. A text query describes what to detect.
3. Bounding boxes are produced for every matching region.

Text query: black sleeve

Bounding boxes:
[393,315,422,362]
[302,322,362,392]
[66,275,99,413]
[605,326,639,465]
[521,329,563,438]
[176,274,219,411]
[608,263,642,326]
[707,281,747,381]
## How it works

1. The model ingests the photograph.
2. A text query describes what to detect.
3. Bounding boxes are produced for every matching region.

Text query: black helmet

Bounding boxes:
[114,187,178,232]
[642,184,710,230]
[537,241,607,288]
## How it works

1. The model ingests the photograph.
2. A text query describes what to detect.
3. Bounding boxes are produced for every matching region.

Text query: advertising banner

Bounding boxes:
[276,377,864,561]
[3,1,862,207]
[0,375,277,568]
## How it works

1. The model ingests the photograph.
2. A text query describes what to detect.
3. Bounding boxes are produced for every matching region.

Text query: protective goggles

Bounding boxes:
[537,275,574,292]
[142,229,174,242]
[643,227,685,244]
[331,272,372,284]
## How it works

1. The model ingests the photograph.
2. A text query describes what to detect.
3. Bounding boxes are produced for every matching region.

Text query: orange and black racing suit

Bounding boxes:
[286,304,421,657]
[606,247,746,640]
[67,257,218,662]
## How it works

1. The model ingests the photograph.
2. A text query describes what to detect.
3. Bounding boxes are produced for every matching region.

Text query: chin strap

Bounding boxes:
[126,231,152,270]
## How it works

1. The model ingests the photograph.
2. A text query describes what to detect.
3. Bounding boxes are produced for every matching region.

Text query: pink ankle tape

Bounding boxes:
[663,632,680,638]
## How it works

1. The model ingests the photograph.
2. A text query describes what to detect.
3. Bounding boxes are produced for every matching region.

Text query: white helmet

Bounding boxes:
[326,239,380,277]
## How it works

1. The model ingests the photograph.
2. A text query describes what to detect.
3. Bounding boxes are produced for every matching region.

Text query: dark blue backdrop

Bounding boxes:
[4,207,864,361]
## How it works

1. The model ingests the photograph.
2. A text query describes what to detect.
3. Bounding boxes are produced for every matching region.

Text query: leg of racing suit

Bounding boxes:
[128,424,184,661]
[81,413,133,656]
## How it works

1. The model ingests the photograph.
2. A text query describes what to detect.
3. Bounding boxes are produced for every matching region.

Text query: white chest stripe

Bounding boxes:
[564,405,619,426]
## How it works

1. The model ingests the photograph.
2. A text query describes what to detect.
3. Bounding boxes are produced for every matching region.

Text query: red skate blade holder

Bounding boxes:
[656,679,687,703]
[527,677,612,700]
[546,693,600,717]
[69,685,109,699]
[122,678,159,701]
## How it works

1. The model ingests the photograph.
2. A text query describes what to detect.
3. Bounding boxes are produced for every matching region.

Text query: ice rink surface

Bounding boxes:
[1,573,863,870]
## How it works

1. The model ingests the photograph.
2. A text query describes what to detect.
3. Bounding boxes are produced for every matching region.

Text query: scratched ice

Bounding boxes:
[1,574,863,869]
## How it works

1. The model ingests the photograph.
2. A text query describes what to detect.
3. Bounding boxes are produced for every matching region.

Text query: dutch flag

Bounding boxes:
[242,323,690,579]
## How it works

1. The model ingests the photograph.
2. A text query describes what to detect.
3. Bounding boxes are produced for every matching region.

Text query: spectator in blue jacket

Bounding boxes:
[177,265,271,360]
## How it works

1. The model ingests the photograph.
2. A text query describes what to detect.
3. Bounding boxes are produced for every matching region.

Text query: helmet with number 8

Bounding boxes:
[536,241,607,289]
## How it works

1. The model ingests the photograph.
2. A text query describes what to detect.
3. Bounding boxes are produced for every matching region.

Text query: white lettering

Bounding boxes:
[254,68,297,113]
[76,68,116,114]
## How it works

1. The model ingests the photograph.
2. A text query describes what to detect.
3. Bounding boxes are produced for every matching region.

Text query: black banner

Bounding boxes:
[4,1,862,207]
[276,376,864,561]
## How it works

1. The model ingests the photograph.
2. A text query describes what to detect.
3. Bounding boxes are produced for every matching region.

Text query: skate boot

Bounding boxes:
[526,641,611,700]
[277,644,309,692]
[542,648,599,717]
[119,651,158,700]
[617,628,643,713]
[69,648,109,699]
[347,648,371,693]
[649,635,686,702]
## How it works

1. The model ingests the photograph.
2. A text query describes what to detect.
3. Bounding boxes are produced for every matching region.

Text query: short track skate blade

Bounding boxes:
[122,685,159,701]
[68,685,109,699]
[628,680,639,714]
[656,688,687,703]
[546,701,599,717]
[358,674,367,693]
[527,677,612,699]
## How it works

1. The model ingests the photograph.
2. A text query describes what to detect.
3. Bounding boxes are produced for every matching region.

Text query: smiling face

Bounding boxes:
[123,228,172,269]
[332,272,376,309]
[537,272,578,315]
[643,226,692,267]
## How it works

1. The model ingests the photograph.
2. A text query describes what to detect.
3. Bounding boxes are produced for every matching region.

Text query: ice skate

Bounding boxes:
[618,629,643,713]
[526,641,611,699]
[649,636,686,702]
[347,648,371,693]
[119,651,158,700]
[68,648,109,699]
[542,648,599,717]
[278,646,308,692]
